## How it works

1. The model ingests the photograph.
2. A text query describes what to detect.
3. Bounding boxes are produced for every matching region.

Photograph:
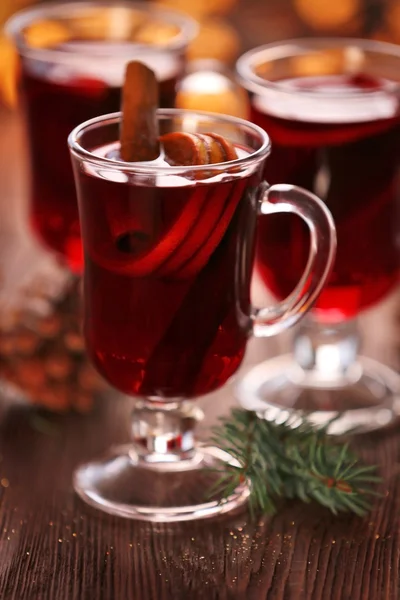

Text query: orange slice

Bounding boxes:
[161,131,238,165]
[175,179,246,279]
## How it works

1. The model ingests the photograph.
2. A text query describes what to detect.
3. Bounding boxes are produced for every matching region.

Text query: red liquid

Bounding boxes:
[21,57,179,272]
[74,148,259,398]
[252,74,400,322]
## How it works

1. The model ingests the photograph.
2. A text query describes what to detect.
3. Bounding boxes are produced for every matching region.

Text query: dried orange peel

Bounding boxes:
[161,131,237,166]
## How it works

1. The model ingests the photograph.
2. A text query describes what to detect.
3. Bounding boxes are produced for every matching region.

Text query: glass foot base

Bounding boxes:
[236,354,400,434]
[74,445,249,522]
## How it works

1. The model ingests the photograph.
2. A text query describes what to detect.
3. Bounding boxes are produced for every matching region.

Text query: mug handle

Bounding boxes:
[252,183,337,338]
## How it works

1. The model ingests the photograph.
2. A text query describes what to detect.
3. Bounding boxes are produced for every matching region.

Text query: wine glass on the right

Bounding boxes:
[236,38,400,434]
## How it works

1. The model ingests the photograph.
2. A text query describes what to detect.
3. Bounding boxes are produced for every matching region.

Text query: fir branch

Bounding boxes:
[210,409,380,517]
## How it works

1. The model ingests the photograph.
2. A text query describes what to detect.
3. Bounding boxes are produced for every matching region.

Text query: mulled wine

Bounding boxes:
[74,143,258,398]
[251,74,400,321]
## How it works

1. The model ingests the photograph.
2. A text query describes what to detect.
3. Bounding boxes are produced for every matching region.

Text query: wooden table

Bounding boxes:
[1,103,400,600]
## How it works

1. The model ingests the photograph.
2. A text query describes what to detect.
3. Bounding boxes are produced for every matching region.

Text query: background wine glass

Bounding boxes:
[5,0,197,272]
[236,38,400,433]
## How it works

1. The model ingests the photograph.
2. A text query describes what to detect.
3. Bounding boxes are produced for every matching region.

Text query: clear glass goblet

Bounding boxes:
[68,108,335,521]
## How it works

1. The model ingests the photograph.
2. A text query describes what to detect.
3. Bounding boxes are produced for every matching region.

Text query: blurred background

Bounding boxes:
[1,0,400,112]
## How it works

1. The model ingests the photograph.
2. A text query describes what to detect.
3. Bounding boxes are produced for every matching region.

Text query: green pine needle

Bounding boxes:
[210,409,380,518]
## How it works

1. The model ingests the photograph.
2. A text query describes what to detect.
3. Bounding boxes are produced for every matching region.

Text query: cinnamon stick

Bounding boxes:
[106,61,161,259]
[120,61,160,162]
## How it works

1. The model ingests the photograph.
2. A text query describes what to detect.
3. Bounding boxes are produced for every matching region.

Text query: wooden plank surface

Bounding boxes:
[0,326,399,600]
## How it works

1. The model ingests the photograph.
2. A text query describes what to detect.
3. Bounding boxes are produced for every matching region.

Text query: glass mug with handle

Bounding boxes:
[236,38,400,434]
[68,108,336,522]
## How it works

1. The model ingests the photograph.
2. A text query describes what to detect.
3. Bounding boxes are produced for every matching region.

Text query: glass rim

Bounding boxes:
[68,108,271,174]
[236,37,400,99]
[5,0,198,59]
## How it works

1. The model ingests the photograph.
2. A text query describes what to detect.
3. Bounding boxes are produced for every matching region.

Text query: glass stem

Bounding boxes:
[291,317,362,388]
[131,400,204,463]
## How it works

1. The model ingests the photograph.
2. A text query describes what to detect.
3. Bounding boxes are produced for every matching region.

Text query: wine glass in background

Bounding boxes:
[68,108,335,520]
[236,38,400,433]
[5,0,197,272]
